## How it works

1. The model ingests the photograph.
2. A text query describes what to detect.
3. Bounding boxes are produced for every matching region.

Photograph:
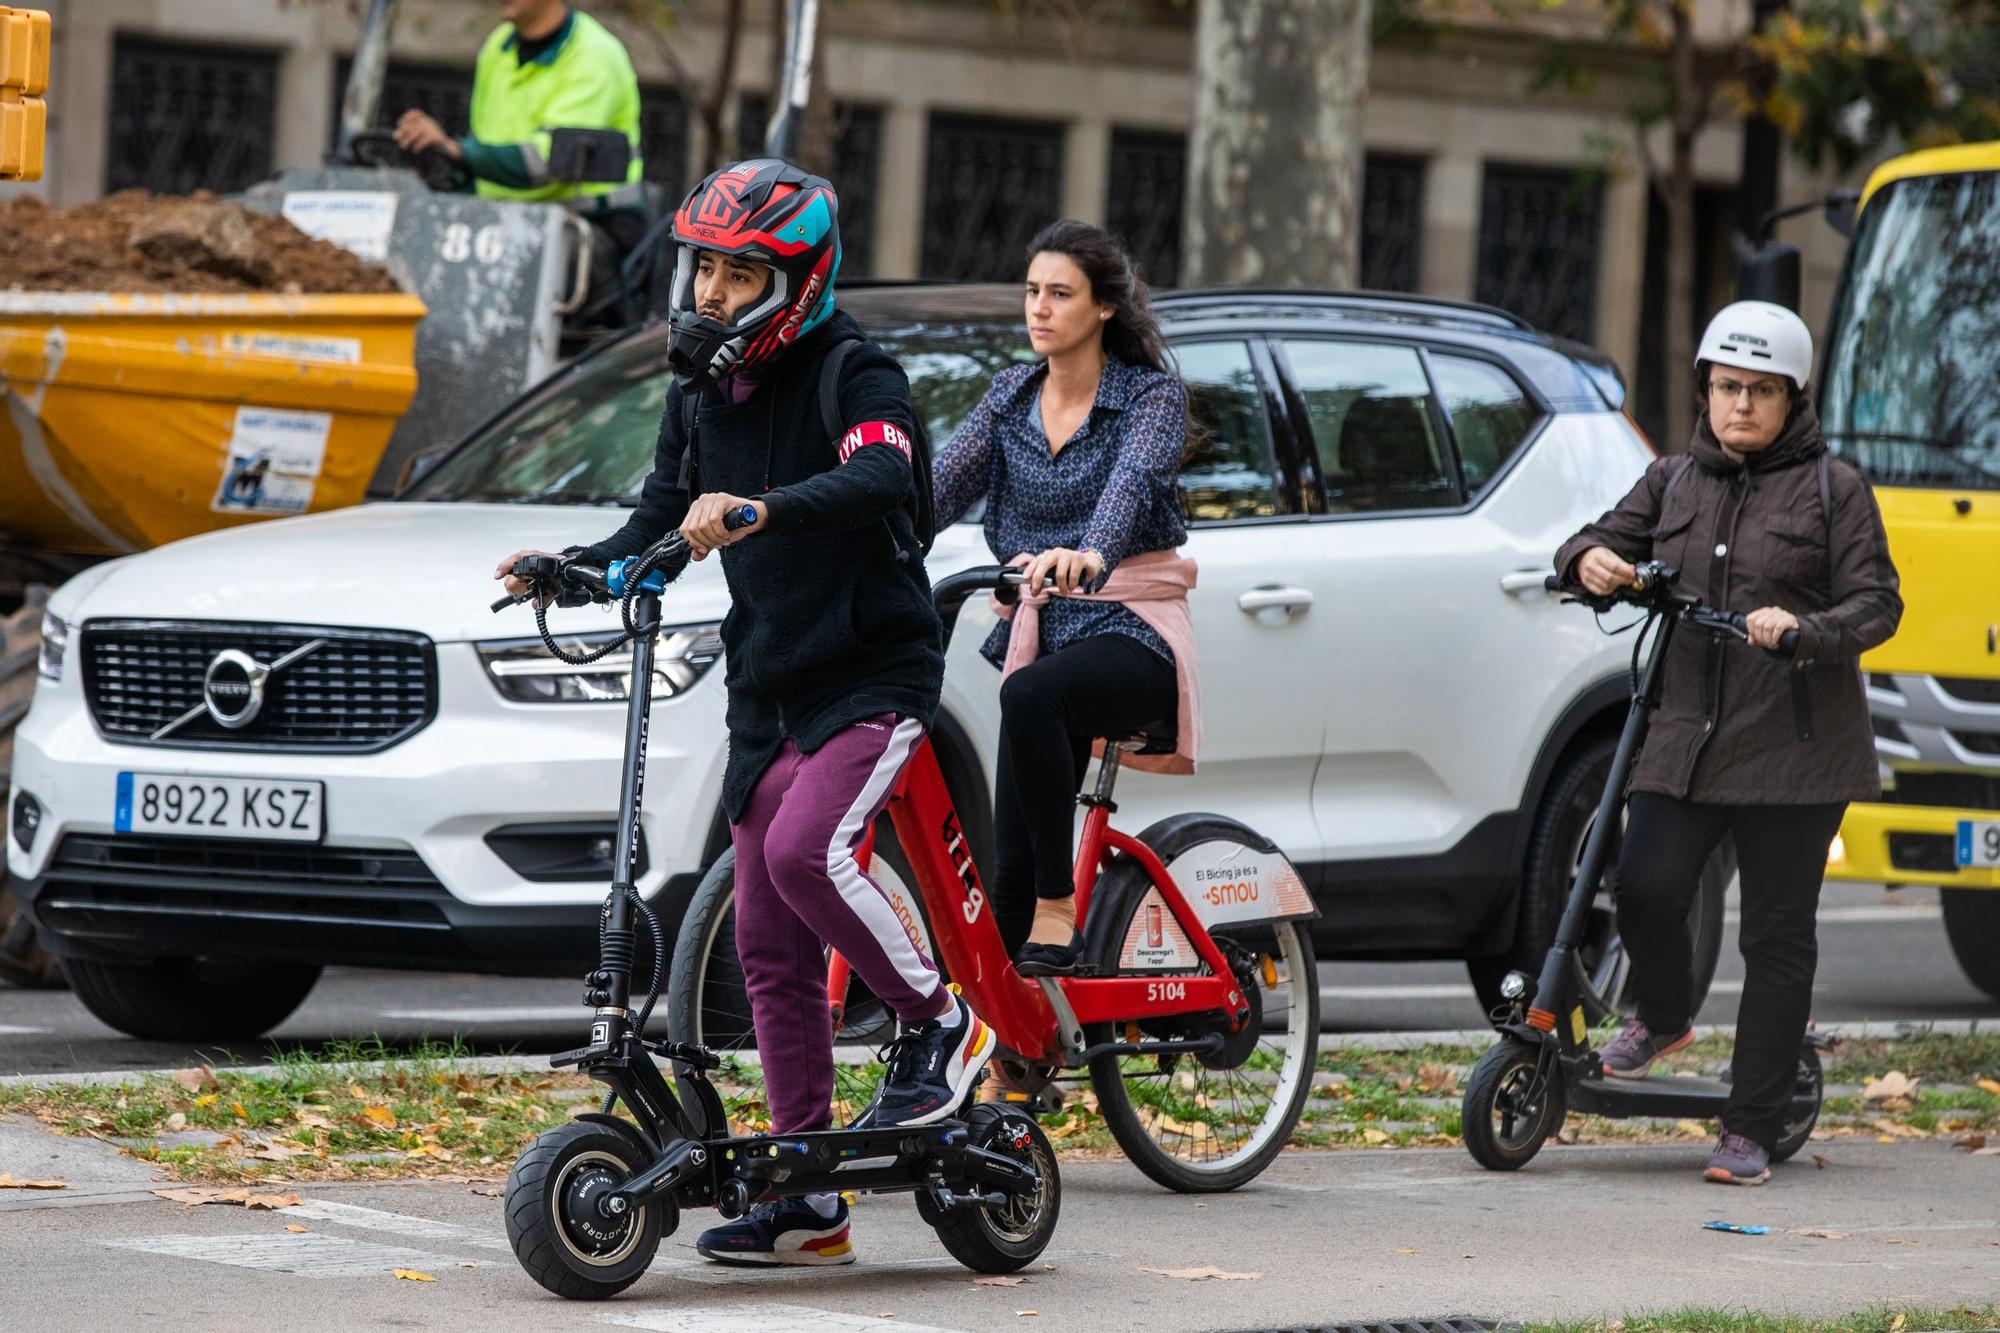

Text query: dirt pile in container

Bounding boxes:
[0,190,401,295]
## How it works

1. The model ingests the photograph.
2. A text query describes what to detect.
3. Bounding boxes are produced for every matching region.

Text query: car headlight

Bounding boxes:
[478,624,723,703]
[37,611,67,683]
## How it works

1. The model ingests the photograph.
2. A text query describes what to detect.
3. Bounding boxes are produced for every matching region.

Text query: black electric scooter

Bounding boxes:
[1460,560,1830,1171]
[488,528,1058,1300]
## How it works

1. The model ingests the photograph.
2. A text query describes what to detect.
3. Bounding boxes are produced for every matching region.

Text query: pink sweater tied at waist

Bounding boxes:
[991,549,1201,775]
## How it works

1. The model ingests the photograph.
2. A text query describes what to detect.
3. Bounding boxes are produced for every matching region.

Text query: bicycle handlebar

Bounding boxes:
[1547,561,1799,659]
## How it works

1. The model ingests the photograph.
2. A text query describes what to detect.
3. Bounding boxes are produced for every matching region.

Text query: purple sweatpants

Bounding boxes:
[732,714,950,1134]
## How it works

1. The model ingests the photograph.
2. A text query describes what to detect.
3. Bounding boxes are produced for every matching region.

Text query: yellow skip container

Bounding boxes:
[0,290,425,559]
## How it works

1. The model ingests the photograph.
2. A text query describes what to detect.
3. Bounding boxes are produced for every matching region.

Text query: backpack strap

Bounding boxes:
[674,387,701,495]
[818,335,864,445]
[1659,452,1696,512]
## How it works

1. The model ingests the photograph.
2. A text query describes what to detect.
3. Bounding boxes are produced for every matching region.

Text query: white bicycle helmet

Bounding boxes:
[1695,300,1814,389]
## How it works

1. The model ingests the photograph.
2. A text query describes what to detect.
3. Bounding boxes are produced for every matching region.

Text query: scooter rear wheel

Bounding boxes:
[923,1105,1061,1273]
[1462,1038,1567,1171]
[1770,1044,1824,1164]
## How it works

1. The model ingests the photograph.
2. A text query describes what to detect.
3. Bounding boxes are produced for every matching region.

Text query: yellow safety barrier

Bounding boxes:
[0,6,49,183]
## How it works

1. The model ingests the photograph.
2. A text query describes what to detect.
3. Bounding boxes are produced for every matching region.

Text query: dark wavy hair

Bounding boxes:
[1023,219,1170,374]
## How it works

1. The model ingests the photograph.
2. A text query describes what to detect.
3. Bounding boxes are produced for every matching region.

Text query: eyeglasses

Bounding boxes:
[1709,377,1787,404]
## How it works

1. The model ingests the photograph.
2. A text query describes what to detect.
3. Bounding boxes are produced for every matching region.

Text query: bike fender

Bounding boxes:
[1080,813,1317,976]
[575,1111,659,1155]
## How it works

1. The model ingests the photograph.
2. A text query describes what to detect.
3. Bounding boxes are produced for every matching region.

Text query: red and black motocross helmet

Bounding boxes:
[665,158,842,392]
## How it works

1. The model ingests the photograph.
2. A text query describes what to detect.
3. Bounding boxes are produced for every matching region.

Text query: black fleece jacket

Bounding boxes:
[580,311,944,822]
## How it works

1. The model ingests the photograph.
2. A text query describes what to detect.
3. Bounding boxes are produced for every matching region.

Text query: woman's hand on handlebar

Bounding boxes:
[681,493,766,561]
[1575,546,1638,598]
[1024,547,1105,596]
[1744,606,1800,652]
[495,548,562,605]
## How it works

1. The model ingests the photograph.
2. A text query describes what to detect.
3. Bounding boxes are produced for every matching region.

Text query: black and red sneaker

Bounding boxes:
[853,992,995,1129]
[695,1196,855,1266]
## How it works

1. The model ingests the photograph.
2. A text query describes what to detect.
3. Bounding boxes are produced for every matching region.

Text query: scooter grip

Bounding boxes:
[722,503,759,532]
[1776,628,1800,658]
[1543,574,1561,593]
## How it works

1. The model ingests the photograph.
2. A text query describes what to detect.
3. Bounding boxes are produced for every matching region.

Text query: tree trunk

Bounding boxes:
[1663,5,1700,452]
[1182,0,1372,287]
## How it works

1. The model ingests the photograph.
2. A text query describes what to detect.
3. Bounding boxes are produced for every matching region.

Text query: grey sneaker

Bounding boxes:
[1704,1131,1771,1186]
[1598,1018,1695,1079]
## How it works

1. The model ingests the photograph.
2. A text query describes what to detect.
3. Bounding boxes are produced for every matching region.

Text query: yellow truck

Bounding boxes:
[1808,143,2000,999]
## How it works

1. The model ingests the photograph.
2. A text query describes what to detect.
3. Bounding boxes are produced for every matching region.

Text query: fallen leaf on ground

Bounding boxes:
[467,1185,504,1197]
[1884,1237,1915,1246]
[973,1276,1027,1287]
[284,1224,309,1233]
[164,1113,187,1132]
[390,1268,436,1281]
[193,1094,219,1109]
[456,1262,480,1269]
[169,1066,220,1094]
[1956,1134,1989,1152]
[1889,1315,1907,1333]
[152,1188,301,1210]
[1862,1071,1919,1102]
[246,1143,299,1162]
[362,1104,398,1130]
[1811,1154,1831,1169]
[1139,1265,1262,1281]
[1795,1228,1847,1240]
[1978,1078,2000,1097]
[0,1175,67,1190]
[1016,1312,1039,1318]
[1395,1248,1422,1255]
[1873,1118,1929,1139]
[1359,1127,1390,1146]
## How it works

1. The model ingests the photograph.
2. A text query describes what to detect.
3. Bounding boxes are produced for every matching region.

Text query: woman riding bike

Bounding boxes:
[496,159,992,1265]
[1554,300,1902,1186]
[930,219,1199,985]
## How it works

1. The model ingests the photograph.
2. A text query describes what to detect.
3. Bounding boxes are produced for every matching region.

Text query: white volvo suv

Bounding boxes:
[9,286,1723,1040]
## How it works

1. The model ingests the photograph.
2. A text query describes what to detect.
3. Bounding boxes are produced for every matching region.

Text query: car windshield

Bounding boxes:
[1818,169,2000,491]
[404,322,1034,505]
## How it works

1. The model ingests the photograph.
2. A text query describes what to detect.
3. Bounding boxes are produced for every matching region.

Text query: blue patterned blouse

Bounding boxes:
[933,355,1188,667]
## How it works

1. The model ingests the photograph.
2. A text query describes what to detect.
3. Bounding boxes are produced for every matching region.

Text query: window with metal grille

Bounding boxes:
[922,113,1064,281]
[107,37,279,196]
[1106,128,1185,288]
[1361,153,1426,293]
[735,96,883,275]
[1475,164,1603,342]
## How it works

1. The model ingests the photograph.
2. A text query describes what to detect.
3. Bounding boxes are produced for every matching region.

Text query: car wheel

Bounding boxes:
[62,956,321,1040]
[1940,889,2000,1002]
[1468,734,1732,1023]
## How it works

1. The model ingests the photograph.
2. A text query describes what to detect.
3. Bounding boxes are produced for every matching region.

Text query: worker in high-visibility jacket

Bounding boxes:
[395,0,647,321]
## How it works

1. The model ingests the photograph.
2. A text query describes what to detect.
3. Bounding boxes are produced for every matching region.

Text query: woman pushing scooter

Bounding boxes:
[1552,300,1902,1185]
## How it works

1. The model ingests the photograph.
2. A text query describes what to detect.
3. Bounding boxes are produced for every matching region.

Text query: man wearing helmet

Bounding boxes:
[496,160,990,1265]
[1554,301,1902,1186]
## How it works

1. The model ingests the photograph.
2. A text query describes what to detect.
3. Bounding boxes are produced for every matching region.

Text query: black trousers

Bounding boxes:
[992,633,1177,957]
[1616,791,1846,1150]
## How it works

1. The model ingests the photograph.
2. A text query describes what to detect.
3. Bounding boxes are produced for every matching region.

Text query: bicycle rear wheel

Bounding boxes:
[1088,901,1319,1193]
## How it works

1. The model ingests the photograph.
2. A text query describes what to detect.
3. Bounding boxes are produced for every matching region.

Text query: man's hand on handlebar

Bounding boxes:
[1575,546,1638,598]
[394,109,462,159]
[681,493,766,561]
[1744,606,1801,652]
[495,548,564,606]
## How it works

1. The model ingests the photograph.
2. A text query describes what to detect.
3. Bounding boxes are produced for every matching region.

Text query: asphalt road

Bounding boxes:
[2,1112,1997,1332]
[1,880,1991,1078]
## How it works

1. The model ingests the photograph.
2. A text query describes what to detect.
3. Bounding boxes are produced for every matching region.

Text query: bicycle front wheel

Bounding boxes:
[1088,899,1319,1193]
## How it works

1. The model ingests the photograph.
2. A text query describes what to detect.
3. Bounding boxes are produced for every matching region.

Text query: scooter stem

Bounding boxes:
[601,589,663,1018]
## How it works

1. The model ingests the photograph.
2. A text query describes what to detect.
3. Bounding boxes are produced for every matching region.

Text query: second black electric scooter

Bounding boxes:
[1460,561,1830,1171]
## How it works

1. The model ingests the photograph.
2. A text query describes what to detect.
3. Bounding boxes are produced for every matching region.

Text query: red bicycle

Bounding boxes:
[669,565,1321,1192]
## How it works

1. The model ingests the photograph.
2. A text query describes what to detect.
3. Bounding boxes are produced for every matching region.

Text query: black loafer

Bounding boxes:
[1014,938,1080,977]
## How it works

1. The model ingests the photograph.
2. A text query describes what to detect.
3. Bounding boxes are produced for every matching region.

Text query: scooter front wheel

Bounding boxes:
[505,1121,668,1299]
[1462,1038,1567,1171]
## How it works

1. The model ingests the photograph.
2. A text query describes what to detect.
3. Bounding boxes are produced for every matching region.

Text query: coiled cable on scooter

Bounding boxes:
[531,533,690,667]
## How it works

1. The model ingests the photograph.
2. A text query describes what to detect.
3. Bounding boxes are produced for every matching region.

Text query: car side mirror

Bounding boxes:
[1822,187,1861,239]
[1736,242,1802,311]
[397,446,450,494]
[547,128,633,185]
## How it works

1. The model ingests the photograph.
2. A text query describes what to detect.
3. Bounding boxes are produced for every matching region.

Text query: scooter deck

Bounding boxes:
[1567,1071,1817,1122]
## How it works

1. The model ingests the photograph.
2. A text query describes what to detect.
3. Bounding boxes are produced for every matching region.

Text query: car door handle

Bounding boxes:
[1499,570,1551,595]
[1237,586,1314,620]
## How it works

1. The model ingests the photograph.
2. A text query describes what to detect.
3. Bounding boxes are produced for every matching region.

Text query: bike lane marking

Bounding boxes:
[600,1304,965,1333]
[105,1230,460,1278]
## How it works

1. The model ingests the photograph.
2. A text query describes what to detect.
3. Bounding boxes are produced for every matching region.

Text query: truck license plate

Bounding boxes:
[1958,819,2000,868]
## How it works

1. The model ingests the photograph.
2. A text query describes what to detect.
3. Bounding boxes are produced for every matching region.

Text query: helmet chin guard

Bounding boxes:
[665,159,840,392]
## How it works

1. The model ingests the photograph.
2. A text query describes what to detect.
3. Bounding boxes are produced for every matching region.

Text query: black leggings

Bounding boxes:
[992,633,1178,957]
[1616,791,1846,1150]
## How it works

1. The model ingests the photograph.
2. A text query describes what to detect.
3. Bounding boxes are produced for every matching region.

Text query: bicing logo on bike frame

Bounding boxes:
[1119,842,1314,972]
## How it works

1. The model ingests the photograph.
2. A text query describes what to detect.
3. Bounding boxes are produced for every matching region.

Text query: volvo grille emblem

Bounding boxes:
[151,639,327,741]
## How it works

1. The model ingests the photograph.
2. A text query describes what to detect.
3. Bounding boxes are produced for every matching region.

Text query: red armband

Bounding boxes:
[837,421,914,464]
